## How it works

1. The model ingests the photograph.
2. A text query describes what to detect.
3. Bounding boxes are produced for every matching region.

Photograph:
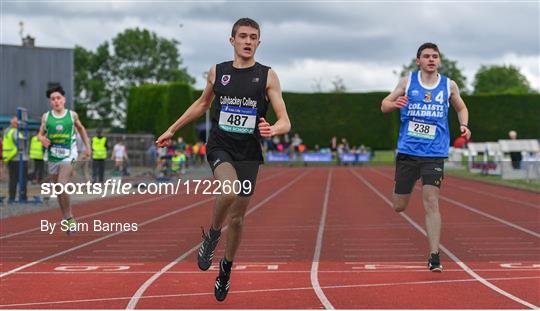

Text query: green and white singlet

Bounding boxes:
[45,109,77,162]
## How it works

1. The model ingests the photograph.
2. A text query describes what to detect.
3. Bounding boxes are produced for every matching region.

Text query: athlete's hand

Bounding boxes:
[258,118,273,138]
[460,125,471,140]
[156,129,174,147]
[395,96,408,109]
[39,136,51,148]
[83,148,91,160]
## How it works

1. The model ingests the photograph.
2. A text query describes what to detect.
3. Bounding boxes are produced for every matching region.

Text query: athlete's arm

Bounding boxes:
[37,113,50,148]
[449,80,471,140]
[72,111,92,159]
[156,65,216,147]
[381,76,409,113]
[259,69,291,138]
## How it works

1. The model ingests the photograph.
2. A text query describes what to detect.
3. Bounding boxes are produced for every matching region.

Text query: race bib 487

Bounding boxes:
[219,105,257,134]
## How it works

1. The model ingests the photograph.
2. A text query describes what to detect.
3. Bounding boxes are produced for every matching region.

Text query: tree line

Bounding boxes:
[75,28,536,128]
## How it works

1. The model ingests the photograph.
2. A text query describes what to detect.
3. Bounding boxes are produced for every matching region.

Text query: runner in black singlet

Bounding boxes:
[156,18,291,302]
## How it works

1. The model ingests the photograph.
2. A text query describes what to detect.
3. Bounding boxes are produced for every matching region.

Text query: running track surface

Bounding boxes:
[1,166,539,309]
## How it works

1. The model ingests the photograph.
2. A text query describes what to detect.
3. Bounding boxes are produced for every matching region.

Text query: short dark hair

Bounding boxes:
[46,85,65,98]
[417,42,440,58]
[231,18,260,38]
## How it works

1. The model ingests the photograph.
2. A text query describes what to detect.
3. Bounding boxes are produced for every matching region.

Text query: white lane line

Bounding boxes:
[445,183,540,209]
[351,168,539,309]
[0,170,290,279]
[126,170,310,309]
[75,256,158,259]
[3,276,538,308]
[92,250,168,253]
[310,169,335,309]
[0,197,215,279]
[12,268,540,275]
[369,168,540,238]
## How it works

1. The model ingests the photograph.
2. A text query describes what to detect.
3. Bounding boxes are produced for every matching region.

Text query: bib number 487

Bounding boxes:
[227,114,248,127]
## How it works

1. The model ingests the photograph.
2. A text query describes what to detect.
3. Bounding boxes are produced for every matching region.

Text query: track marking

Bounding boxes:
[126,170,310,309]
[375,167,540,209]
[350,168,539,309]
[12,268,540,275]
[310,169,335,309]
[2,276,538,308]
[445,183,540,209]
[369,168,540,238]
[0,197,215,279]
[0,170,292,279]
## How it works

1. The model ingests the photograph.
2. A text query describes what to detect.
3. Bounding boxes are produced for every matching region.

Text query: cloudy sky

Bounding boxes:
[2,0,539,92]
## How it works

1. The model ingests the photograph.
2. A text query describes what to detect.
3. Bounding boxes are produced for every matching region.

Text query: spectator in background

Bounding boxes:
[185,143,193,168]
[272,135,280,151]
[508,130,522,169]
[157,142,169,176]
[276,139,284,153]
[198,141,206,165]
[176,136,186,151]
[29,130,45,183]
[112,138,128,176]
[3,117,28,202]
[146,143,157,171]
[283,133,291,150]
[330,136,337,152]
[292,133,303,152]
[92,128,108,183]
[171,149,187,175]
[341,138,350,153]
[359,144,368,154]
[192,141,200,166]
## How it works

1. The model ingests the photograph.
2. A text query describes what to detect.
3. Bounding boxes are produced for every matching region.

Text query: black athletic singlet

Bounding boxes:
[207,61,270,162]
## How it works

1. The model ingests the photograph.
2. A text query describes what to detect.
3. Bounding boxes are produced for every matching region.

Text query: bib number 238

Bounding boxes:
[407,121,437,140]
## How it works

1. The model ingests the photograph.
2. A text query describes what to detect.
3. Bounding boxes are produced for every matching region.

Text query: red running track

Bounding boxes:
[0,167,538,309]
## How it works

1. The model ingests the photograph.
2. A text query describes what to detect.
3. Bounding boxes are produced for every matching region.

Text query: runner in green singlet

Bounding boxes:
[38,85,91,234]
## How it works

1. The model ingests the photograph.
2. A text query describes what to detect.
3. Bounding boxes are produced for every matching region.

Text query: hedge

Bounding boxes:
[127,82,195,142]
[129,84,539,148]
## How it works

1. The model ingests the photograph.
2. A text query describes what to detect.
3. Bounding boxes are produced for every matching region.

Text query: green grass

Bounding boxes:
[370,150,395,165]
[446,167,540,192]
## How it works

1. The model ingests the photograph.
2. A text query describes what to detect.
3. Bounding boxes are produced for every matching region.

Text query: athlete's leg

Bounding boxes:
[420,158,444,255]
[214,161,258,302]
[393,154,419,212]
[224,196,250,261]
[392,193,412,212]
[57,162,74,219]
[422,185,441,254]
[211,162,239,230]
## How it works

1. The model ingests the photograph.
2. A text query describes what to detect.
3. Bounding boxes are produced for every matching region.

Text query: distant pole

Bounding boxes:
[203,71,210,143]
[17,107,28,203]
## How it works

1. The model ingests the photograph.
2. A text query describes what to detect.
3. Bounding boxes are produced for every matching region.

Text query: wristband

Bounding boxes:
[460,124,469,129]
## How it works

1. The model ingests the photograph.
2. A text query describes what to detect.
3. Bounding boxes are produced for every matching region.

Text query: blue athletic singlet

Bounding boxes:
[397,71,451,157]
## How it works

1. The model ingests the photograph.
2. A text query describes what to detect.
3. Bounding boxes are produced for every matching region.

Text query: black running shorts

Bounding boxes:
[207,149,260,197]
[394,153,445,195]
